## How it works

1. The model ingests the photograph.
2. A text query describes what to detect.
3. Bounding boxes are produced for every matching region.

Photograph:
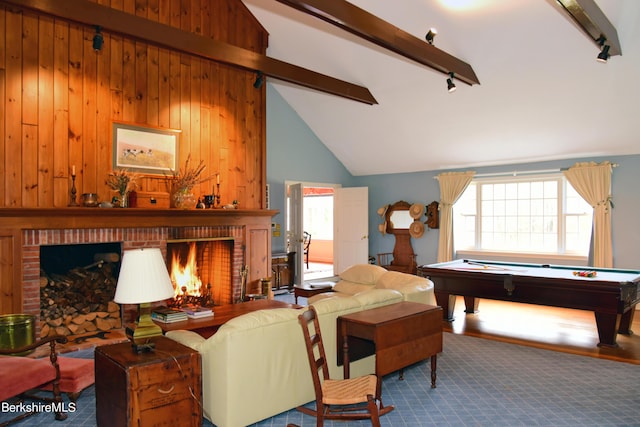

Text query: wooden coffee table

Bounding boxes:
[154,299,301,338]
[293,283,334,303]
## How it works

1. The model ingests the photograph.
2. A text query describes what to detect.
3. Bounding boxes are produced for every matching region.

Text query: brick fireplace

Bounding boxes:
[0,208,276,335]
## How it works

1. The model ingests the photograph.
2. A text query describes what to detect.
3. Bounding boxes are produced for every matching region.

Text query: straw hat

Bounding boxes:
[377,222,387,235]
[409,221,425,238]
[409,203,425,219]
[377,204,389,217]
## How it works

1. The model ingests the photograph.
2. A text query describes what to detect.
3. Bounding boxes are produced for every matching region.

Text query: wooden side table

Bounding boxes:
[272,251,296,290]
[338,302,443,388]
[95,336,202,427]
[293,283,334,304]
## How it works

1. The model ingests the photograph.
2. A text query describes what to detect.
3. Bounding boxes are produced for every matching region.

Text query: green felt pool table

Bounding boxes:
[417,259,640,347]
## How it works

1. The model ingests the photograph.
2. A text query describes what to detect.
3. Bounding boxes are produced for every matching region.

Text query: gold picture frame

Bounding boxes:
[112,122,180,175]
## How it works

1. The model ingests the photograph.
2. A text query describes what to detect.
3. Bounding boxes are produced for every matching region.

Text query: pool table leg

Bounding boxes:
[463,296,479,314]
[617,306,636,336]
[594,311,621,347]
[435,292,457,321]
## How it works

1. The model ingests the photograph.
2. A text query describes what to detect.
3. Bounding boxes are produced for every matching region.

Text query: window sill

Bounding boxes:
[455,250,588,266]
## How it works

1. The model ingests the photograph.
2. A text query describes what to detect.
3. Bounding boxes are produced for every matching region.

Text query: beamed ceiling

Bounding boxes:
[243,0,640,176]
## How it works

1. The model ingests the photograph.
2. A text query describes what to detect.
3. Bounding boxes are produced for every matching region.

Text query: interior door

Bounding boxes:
[287,183,304,286]
[334,187,369,274]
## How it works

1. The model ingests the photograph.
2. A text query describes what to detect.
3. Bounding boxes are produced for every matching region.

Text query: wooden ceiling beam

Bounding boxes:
[0,0,377,105]
[553,0,621,56]
[275,0,480,86]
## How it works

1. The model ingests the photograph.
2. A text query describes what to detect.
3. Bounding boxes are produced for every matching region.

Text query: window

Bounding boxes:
[304,195,334,240]
[453,174,593,258]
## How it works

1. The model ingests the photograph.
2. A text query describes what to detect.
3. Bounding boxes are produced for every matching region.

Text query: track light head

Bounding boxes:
[595,35,610,63]
[597,44,610,63]
[425,28,437,45]
[447,72,456,93]
[253,71,264,89]
[92,26,104,52]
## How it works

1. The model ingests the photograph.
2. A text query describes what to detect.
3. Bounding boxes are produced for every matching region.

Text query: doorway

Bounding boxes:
[286,182,336,283]
[286,182,369,285]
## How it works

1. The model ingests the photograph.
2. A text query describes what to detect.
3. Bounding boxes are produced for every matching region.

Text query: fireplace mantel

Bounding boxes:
[0,208,278,317]
[0,208,278,230]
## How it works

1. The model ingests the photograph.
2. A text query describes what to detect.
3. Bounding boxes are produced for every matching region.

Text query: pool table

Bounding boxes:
[417,259,640,347]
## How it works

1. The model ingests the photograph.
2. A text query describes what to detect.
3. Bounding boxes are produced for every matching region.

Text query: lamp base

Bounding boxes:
[126,302,164,353]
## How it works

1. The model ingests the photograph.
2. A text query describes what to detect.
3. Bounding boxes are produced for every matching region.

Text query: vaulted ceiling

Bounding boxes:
[243,0,640,176]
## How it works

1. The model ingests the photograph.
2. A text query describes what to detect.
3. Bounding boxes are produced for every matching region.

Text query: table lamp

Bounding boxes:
[114,248,175,352]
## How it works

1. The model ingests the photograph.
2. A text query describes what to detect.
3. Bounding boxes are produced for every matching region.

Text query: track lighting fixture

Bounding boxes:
[425,28,437,45]
[596,36,610,63]
[447,72,456,93]
[92,26,104,52]
[253,71,264,89]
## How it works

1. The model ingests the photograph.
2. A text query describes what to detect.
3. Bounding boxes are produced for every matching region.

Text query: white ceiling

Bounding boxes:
[243,0,640,176]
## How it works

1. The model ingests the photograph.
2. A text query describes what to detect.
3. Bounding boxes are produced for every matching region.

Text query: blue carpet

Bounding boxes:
[2,332,639,426]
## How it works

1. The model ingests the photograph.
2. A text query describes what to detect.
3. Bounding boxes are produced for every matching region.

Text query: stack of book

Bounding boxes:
[181,306,214,319]
[151,307,188,323]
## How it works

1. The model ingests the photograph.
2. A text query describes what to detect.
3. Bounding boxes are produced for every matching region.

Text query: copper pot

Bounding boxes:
[81,193,99,207]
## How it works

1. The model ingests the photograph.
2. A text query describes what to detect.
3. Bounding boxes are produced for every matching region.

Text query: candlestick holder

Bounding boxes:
[214,183,221,208]
[68,174,78,207]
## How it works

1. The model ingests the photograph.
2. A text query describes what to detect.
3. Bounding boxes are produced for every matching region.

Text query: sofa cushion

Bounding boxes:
[354,289,403,308]
[332,279,375,295]
[310,295,361,315]
[339,264,388,284]
[222,308,301,330]
[377,271,426,289]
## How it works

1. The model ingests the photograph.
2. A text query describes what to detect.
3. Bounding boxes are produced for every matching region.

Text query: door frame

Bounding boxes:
[285,180,341,285]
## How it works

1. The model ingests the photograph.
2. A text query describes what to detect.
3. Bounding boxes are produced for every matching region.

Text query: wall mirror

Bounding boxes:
[385,200,412,233]
[379,200,417,274]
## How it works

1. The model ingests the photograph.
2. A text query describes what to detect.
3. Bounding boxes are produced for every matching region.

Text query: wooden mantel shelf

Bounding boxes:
[0,208,279,230]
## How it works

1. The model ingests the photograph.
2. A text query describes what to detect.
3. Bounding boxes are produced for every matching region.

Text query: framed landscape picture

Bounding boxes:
[112,122,180,175]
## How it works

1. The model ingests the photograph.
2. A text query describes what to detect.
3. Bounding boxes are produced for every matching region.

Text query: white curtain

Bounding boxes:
[436,171,475,263]
[563,161,614,268]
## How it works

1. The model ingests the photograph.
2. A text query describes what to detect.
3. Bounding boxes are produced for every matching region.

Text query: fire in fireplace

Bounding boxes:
[166,238,234,307]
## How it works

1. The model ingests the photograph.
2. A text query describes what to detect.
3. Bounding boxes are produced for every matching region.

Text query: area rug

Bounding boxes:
[259,332,640,427]
[3,332,638,426]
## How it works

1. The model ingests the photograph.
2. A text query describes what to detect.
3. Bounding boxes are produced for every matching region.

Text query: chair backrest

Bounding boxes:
[303,231,311,251]
[298,306,330,399]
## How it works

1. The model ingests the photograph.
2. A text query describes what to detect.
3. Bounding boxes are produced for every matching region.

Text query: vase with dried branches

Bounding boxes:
[105,169,139,207]
[167,154,215,209]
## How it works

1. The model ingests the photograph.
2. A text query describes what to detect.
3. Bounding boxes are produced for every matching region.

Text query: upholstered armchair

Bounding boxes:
[0,335,68,424]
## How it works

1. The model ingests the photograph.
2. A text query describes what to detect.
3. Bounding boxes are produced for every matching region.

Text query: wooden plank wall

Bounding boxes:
[0,0,267,209]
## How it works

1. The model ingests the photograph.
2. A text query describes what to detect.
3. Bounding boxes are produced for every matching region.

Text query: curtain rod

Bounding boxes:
[434,163,618,180]
[434,168,560,179]
[474,168,561,178]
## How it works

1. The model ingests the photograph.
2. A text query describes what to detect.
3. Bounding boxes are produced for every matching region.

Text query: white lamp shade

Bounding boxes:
[114,248,175,304]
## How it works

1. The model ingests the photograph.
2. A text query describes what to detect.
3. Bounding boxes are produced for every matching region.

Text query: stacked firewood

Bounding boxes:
[39,256,122,338]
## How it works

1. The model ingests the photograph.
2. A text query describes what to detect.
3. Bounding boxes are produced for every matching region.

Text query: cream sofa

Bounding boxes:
[308,263,436,305]
[166,264,435,427]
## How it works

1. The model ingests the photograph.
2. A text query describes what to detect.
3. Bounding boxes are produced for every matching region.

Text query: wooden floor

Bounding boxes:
[444,296,640,364]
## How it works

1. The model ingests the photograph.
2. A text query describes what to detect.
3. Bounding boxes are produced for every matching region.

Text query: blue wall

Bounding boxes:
[267,84,640,269]
[266,85,356,252]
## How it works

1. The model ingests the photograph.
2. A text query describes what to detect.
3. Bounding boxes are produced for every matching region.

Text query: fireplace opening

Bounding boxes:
[166,238,234,307]
[39,243,122,339]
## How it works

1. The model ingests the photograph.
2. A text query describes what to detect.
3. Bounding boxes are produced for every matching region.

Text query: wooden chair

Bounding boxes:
[297,306,393,426]
[303,231,311,269]
[0,335,68,426]
[377,252,417,275]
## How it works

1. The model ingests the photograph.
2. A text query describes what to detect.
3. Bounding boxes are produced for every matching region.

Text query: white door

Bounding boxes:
[334,187,369,274]
[287,183,304,286]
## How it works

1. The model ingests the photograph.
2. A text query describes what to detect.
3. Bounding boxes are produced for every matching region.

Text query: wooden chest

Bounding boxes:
[95,336,202,427]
